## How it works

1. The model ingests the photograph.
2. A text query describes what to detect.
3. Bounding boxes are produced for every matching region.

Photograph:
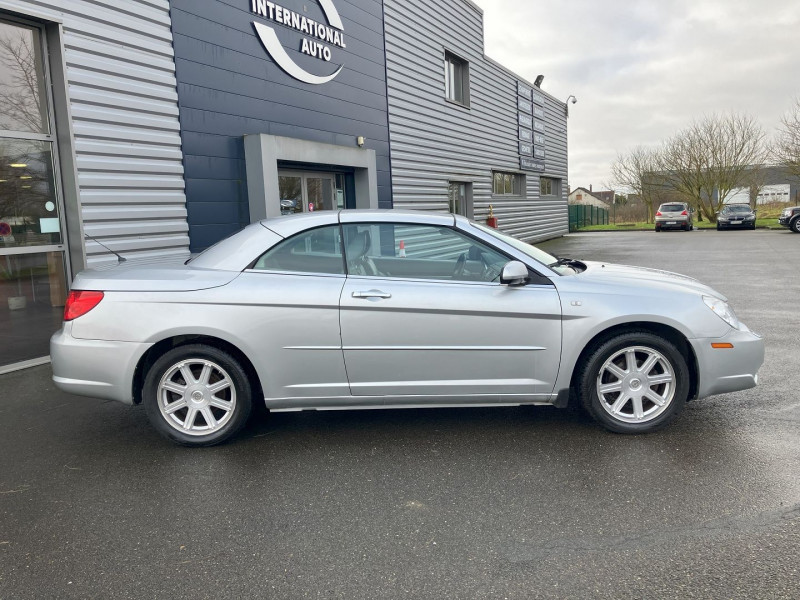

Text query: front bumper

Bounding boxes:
[51,324,153,405]
[778,215,793,227]
[717,219,755,229]
[689,326,764,399]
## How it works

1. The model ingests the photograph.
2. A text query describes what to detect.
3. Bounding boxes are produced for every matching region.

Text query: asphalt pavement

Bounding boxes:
[1,228,799,599]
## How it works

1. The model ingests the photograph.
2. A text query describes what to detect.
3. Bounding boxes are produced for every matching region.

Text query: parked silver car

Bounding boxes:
[51,210,764,446]
[655,202,694,231]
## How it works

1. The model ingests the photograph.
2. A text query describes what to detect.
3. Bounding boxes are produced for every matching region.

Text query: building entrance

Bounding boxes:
[0,18,69,371]
[278,170,346,214]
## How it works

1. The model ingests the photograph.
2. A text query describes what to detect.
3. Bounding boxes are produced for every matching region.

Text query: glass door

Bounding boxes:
[0,18,68,370]
[278,170,337,214]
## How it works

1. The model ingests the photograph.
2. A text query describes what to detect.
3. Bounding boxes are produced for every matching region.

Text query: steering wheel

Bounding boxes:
[484,262,503,282]
[453,252,467,278]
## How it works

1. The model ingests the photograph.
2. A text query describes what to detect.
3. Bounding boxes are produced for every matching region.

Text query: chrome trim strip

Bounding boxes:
[342,345,545,351]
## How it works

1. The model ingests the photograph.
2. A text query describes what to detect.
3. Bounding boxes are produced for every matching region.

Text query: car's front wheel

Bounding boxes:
[791,217,800,233]
[577,332,689,433]
[143,344,253,446]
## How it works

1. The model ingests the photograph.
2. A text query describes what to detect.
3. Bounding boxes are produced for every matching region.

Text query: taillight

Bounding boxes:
[64,290,104,321]
[681,210,688,215]
[655,211,662,216]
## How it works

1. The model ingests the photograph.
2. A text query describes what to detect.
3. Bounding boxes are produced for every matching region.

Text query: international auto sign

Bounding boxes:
[250,0,345,85]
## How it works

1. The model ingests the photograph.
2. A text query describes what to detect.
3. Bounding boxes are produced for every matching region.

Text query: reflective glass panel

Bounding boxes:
[306,177,334,211]
[0,250,66,367]
[0,22,48,134]
[0,139,60,248]
[279,175,303,215]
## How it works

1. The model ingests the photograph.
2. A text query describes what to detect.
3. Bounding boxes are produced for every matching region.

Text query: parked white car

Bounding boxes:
[51,210,764,446]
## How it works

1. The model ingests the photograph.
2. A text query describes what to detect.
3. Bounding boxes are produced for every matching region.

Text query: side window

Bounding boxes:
[252,225,344,274]
[342,223,508,283]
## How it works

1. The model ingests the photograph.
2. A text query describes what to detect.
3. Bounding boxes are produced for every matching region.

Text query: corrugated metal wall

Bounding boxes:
[383,0,569,243]
[4,0,189,267]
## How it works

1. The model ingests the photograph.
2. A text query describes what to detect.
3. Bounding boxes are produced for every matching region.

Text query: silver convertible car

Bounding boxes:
[51,210,764,446]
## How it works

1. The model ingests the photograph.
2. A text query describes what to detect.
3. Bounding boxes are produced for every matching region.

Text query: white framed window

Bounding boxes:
[444,51,469,106]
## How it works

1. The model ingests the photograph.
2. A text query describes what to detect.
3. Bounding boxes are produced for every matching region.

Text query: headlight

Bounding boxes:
[703,296,739,329]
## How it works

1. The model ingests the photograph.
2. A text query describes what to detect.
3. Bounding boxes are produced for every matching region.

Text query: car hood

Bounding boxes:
[71,261,240,292]
[573,261,726,300]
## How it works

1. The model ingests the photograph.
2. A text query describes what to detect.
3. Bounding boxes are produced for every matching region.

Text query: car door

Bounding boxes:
[233,224,349,402]
[338,222,562,402]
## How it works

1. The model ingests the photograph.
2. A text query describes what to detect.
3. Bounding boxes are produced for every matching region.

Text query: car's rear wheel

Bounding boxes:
[143,344,253,446]
[577,332,689,433]
[791,217,800,233]
[654,226,661,232]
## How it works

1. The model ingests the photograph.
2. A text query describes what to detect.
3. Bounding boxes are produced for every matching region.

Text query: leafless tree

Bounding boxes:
[0,31,46,132]
[742,164,770,208]
[774,97,800,180]
[660,113,767,222]
[610,146,666,223]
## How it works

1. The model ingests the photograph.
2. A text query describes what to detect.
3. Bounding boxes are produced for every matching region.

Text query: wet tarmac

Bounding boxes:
[1,229,798,599]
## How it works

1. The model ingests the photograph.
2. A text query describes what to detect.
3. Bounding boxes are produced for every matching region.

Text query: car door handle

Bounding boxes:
[352,290,392,299]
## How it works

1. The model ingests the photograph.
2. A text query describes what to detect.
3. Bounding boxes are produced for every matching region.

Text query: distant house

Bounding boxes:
[568,186,614,208]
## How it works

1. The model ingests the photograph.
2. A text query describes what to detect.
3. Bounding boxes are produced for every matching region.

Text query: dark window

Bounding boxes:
[448,181,473,218]
[444,51,469,106]
[252,225,345,274]
[492,171,524,196]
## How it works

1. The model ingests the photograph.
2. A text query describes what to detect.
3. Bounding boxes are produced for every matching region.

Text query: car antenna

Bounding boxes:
[83,233,126,263]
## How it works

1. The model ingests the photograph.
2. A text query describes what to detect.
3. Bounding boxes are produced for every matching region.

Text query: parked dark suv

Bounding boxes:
[655,202,693,232]
[717,204,756,230]
[779,206,800,233]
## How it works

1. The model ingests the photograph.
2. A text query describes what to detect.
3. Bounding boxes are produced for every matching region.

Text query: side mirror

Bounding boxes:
[500,261,529,286]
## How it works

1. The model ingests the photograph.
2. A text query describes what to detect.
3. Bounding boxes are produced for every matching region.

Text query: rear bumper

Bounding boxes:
[690,326,764,399]
[50,324,152,405]
[655,218,690,229]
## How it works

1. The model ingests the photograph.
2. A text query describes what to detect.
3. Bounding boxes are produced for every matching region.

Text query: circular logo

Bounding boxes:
[0,222,11,236]
[251,0,345,85]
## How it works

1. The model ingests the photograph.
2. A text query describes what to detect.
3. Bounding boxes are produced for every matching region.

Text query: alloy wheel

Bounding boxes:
[157,359,237,435]
[595,345,676,424]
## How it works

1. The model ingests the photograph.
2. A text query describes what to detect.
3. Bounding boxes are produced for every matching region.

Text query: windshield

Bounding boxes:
[469,222,573,274]
[723,205,752,213]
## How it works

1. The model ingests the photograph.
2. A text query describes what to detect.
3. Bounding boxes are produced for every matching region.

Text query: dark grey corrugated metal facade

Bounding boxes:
[169,0,393,251]
[383,0,569,242]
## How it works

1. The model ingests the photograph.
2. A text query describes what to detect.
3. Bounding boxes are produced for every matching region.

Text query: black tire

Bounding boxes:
[654,226,661,232]
[791,217,800,233]
[716,224,721,231]
[143,344,253,446]
[576,331,689,434]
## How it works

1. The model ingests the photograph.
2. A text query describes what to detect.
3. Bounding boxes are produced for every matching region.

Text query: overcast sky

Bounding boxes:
[473,0,800,192]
